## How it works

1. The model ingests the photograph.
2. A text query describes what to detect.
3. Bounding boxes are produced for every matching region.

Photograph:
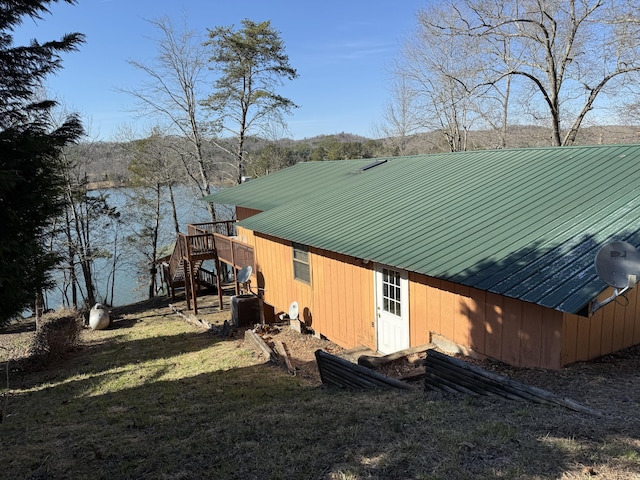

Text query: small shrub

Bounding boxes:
[27,308,82,369]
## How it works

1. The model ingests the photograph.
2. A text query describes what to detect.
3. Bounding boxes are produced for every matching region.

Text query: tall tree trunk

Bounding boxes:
[148,184,162,299]
[168,184,180,234]
[64,209,79,309]
[76,201,96,307]
[109,225,118,306]
[66,184,96,307]
[500,76,511,148]
[236,122,246,184]
[34,290,44,330]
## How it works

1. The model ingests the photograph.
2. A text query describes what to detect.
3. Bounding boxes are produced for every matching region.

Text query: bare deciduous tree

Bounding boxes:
[47,103,122,311]
[409,0,640,147]
[120,17,219,219]
[399,4,491,151]
[125,128,184,298]
[57,151,121,310]
[378,74,423,155]
[404,0,640,148]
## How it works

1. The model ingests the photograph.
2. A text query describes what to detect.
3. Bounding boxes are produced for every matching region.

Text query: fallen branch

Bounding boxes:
[169,303,213,329]
[358,343,433,369]
[274,340,296,375]
[169,303,231,337]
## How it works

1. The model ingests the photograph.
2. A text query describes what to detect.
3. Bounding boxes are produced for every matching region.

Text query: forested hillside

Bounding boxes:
[75,125,640,188]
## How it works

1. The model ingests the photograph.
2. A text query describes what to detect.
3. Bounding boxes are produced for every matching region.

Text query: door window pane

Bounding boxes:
[382,267,401,316]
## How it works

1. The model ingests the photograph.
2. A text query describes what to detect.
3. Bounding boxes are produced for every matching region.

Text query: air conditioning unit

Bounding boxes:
[231,294,260,327]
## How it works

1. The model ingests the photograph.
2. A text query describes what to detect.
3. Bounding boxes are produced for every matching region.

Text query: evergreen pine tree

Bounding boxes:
[0,0,84,321]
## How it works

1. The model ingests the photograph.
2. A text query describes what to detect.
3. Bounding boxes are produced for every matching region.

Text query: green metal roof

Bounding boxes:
[201,159,373,211]
[204,144,640,314]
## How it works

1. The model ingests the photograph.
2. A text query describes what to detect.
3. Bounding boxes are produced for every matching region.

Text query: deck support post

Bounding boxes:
[184,259,192,311]
[189,261,199,315]
[215,257,224,311]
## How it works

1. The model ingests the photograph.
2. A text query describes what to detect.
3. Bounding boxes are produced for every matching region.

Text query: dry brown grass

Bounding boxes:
[0,296,639,479]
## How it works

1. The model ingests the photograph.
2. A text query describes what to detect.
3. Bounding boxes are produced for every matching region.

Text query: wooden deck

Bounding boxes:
[160,221,255,315]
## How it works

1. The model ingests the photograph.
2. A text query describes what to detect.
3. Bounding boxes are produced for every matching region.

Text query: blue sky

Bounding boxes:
[14,0,425,141]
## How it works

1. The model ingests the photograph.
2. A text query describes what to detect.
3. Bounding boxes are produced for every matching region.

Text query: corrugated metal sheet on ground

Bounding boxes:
[203,144,640,314]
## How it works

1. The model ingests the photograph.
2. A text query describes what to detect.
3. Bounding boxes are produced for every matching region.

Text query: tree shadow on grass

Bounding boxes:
[4,283,640,478]
[12,325,236,389]
[108,296,176,325]
[3,357,639,479]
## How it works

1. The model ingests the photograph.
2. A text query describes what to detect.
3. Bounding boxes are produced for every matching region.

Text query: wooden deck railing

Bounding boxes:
[186,220,254,270]
[198,267,216,287]
[212,233,254,269]
[188,220,236,237]
[186,233,216,259]
[165,222,254,275]
[167,233,188,279]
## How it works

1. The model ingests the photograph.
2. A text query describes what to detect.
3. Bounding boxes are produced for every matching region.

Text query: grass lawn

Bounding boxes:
[1,302,639,479]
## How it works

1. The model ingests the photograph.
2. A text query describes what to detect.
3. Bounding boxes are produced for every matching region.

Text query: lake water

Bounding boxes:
[44,185,219,310]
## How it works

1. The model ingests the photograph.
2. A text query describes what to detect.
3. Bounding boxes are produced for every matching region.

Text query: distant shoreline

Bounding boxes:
[85,180,123,191]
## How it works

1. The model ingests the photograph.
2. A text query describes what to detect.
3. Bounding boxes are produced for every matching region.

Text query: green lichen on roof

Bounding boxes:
[204,144,640,314]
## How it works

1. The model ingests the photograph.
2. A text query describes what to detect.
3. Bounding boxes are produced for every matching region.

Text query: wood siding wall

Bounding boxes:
[254,233,314,326]
[409,274,564,369]
[310,249,375,350]
[562,285,640,365]
[237,227,376,351]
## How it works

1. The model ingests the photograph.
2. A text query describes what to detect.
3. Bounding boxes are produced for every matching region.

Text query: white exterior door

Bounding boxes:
[375,264,409,355]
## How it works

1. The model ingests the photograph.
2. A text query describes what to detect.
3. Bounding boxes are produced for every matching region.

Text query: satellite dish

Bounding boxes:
[594,241,640,288]
[592,241,640,313]
[288,301,299,320]
[236,265,252,284]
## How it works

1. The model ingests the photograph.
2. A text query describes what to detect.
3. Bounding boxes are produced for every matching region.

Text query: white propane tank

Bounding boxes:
[89,303,110,330]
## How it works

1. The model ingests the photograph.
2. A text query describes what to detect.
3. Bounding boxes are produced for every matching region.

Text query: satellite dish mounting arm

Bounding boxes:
[236,265,253,295]
[591,284,631,314]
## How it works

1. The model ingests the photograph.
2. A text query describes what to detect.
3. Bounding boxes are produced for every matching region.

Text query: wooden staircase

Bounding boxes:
[160,221,255,314]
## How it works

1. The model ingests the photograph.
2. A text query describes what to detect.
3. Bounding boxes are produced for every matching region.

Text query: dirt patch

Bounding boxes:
[464,345,640,420]
[0,323,35,364]
[376,351,428,380]
[259,325,640,423]
[253,323,344,384]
